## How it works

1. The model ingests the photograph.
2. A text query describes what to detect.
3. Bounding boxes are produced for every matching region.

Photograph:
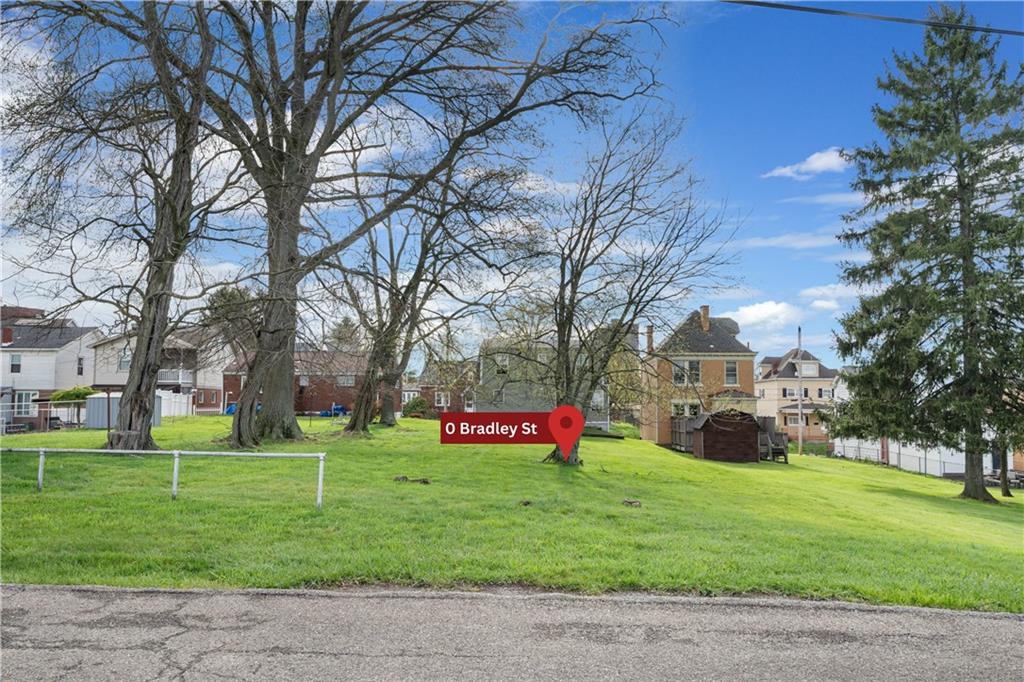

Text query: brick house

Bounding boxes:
[639,305,757,445]
[416,359,477,414]
[223,349,398,415]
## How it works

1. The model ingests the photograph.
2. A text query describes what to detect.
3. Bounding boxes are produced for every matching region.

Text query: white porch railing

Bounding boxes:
[157,368,195,384]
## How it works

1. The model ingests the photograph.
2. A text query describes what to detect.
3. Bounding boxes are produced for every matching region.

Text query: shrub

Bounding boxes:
[402,396,429,416]
[49,386,96,403]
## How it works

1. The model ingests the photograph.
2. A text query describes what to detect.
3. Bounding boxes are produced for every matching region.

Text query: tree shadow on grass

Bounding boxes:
[862,484,1021,522]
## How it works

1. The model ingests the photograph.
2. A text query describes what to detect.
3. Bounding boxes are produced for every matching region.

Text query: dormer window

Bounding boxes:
[799,362,818,377]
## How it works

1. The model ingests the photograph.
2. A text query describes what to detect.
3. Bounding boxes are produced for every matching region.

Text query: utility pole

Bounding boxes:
[797,326,804,456]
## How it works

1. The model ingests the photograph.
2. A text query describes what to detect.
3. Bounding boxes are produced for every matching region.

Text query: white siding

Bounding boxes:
[92,338,134,387]
[54,330,103,389]
[1,349,58,392]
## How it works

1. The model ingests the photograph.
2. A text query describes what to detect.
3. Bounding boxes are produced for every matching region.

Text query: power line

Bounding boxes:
[722,1,1024,38]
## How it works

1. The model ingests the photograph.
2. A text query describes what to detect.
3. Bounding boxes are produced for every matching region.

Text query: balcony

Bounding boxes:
[157,368,195,385]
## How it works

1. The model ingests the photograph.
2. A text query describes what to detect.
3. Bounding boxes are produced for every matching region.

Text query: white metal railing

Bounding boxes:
[157,368,195,384]
[0,447,326,509]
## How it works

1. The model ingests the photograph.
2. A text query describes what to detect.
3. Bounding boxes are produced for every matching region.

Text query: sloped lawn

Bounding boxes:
[2,416,1021,611]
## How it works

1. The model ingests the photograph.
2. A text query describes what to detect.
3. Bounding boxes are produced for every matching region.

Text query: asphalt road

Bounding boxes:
[2,584,1021,681]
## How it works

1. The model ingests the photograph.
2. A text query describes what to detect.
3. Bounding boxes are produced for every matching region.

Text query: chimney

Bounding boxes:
[645,325,654,353]
[1,327,11,344]
[700,305,710,332]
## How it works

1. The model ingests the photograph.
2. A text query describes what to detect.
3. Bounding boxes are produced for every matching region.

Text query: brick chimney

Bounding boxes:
[700,305,710,332]
[1,327,11,344]
[645,325,654,353]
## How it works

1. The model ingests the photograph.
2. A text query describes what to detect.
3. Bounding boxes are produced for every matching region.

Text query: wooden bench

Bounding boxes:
[4,423,29,434]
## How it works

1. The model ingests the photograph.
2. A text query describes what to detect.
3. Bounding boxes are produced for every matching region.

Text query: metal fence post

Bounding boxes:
[171,451,180,500]
[37,448,45,492]
[316,454,325,510]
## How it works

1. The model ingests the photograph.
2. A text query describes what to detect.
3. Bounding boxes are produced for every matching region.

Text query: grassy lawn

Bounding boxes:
[2,416,1022,611]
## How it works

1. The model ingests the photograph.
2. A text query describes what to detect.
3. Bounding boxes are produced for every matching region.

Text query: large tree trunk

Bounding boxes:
[998,440,1012,498]
[107,117,194,451]
[345,366,380,434]
[377,367,402,427]
[231,197,302,447]
[960,432,996,502]
[107,260,175,451]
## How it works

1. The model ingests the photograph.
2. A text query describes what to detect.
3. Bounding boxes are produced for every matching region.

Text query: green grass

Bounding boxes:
[789,441,829,456]
[2,416,1022,611]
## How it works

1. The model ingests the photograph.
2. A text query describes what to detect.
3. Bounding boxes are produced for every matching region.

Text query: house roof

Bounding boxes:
[418,359,477,386]
[658,310,754,355]
[225,349,369,375]
[779,402,831,412]
[758,348,838,379]
[711,388,756,399]
[3,324,98,350]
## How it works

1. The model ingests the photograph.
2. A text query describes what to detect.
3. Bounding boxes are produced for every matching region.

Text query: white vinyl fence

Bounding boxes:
[831,436,989,477]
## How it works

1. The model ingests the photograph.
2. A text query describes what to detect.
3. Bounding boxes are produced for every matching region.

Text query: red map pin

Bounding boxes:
[548,405,585,461]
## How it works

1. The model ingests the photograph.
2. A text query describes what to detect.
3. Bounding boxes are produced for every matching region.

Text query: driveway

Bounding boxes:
[2,584,1020,681]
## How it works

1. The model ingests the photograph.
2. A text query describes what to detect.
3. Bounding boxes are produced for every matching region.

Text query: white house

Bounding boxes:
[91,327,236,415]
[829,373,997,477]
[1,307,102,428]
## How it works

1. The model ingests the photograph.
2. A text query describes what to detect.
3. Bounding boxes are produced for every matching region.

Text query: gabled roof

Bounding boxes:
[758,348,838,379]
[658,310,754,355]
[3,324,98,350]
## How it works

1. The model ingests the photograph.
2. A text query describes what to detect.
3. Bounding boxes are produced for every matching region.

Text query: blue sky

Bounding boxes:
[614,1,1023,367]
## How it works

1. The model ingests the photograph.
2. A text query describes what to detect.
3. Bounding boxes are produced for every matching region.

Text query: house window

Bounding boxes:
[671,401,700,417]
[724,361,738,385]
[336,374,355,386]
[464,393,474,411]
[10,353,21,374]
[198,390,205,405]
[77,356,85,376]
[211,390,218,404]
[758,388,765,399]
[800,362,819,377]
[435,392,450,408]
[786,415,801,426]
[495,354,509,375]
[818,388,832,399]
[117,349,131,371]
[14,391,38,416]
[299,375,309,387]
[402,391,418,404]
[673,359,700,385]
[803,387,809,398]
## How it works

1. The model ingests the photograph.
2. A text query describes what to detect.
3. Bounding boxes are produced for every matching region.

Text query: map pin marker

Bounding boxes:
[548,405,585,461]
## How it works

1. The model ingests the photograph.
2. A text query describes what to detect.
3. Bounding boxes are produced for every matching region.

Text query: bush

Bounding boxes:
[402,396,429,416]
[49,386,96,402]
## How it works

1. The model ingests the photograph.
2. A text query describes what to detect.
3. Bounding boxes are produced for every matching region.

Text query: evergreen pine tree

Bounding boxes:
[833,5,1024,502]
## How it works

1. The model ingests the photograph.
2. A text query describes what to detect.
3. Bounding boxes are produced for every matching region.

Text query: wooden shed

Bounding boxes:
[692,409,760,463]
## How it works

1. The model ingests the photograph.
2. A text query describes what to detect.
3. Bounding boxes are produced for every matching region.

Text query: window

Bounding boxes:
[724,360,738,385]
[800,362,819,377]
[336,374,355,387]
[803,387,809,398]
[14,391,38,417]
[673,359,700,385]
[757,388,765,399]
[77,356,84,376]
[211,391,218,404]
[495,354,509,375]
[10,353,21,374]
[402,391,419,404]
[299,375,309,387]
[818,388,832,399]
[117,349,131,372]
[786,415,801,426]
[591,389,606,410]
[198,390,205,405]
[782,387,791,398]
[435,392,450,407]
[464,393,474,411]
[671,401,700,417]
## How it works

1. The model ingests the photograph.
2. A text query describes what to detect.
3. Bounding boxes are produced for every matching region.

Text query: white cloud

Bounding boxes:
[820,250,871,263]
[809,299,840,311]
[762,147,849,181]
[750,331,834,357]
[780,192,864,206]
[721,300,804,331]
[732,231,838,250]
[799,283,879,299]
